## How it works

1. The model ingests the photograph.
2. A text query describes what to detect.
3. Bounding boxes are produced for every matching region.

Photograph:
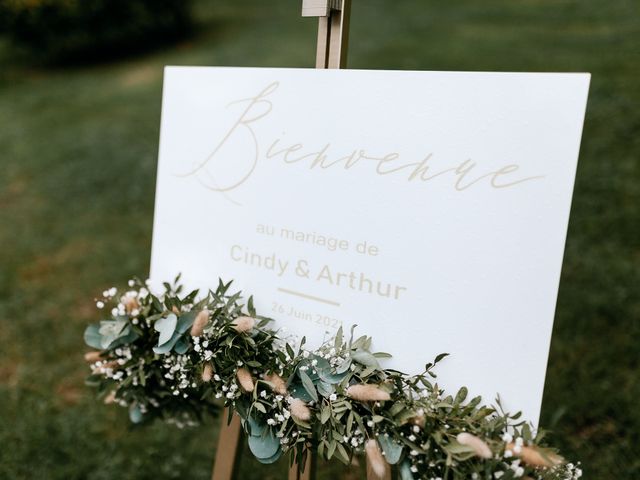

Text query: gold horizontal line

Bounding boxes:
[277,287,340,307]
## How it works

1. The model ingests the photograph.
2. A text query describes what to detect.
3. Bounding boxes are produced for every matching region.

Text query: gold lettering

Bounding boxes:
[179,82,545,197]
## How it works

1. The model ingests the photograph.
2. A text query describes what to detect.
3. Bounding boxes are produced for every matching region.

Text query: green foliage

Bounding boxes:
[83,278,582,479]
[0,0,193,64]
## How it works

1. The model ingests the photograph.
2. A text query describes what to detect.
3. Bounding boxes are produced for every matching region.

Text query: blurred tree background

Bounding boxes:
[0,0,638,478]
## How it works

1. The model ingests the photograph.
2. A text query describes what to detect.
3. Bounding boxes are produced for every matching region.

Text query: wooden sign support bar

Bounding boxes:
[211,410,242,480]
[302,0,352,68]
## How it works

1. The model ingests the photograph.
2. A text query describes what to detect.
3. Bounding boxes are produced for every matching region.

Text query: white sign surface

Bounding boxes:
[150,67,590,423]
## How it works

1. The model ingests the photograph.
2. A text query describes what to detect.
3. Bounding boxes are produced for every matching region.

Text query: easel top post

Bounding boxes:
[302,0,351,69]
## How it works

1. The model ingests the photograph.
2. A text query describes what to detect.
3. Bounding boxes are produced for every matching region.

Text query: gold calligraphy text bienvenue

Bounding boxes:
[178,82,544,195]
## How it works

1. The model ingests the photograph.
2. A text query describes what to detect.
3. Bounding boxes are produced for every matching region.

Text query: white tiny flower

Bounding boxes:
[329,393,337,402]
[410,466,418,473]
[267,419,276,426]
[501,432,513,443]
[96,301,104,309]
[111,308,118,316]
[108,287,117,296]
[128,280,135,287]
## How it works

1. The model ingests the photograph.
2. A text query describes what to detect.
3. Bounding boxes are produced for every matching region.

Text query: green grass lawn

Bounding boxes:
[0,0,638,478]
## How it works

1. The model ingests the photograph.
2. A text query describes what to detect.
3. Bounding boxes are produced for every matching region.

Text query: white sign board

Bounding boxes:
[150,67,590,423]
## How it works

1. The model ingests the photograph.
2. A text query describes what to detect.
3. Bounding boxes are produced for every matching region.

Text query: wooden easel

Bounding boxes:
[211,2,389,479]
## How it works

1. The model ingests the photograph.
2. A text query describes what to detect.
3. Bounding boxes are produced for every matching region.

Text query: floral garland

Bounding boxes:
[83,276,582,480]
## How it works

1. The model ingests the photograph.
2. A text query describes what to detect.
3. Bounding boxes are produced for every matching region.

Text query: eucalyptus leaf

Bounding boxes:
[129,404,143,424]
[255,448,282,464]
[289,382,314,403]
[248,430,280,459]
[378,435,403,465]
[245,415,266,437]
[83,324,102,349]
[153,332,181,354]
[155,314,177,345]
[173,336,190,354]
[98,318,129,349]
[176,311,197,333]
[317,380,335,398]
[399,461,415,480]
[109,327,139,348]
[336,359,352,374]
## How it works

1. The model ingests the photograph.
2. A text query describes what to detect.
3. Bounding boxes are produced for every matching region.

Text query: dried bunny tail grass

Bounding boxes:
[264,373,288,395]
[289,398,311,421]
[103,390,117,404]
[84,351,102,363]
[202,364,214,382]
[408,413,426,428]
[190,309,210,337]
[346,384,391,402]
[232,316,255,333]
[236,368,255,392]
[507,443,564,467]
[365,439,388,479]
[123,297,139,314]
[456,432,493,459]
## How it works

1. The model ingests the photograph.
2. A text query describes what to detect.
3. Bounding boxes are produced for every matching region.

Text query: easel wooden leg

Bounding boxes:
[211,409,242,480]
